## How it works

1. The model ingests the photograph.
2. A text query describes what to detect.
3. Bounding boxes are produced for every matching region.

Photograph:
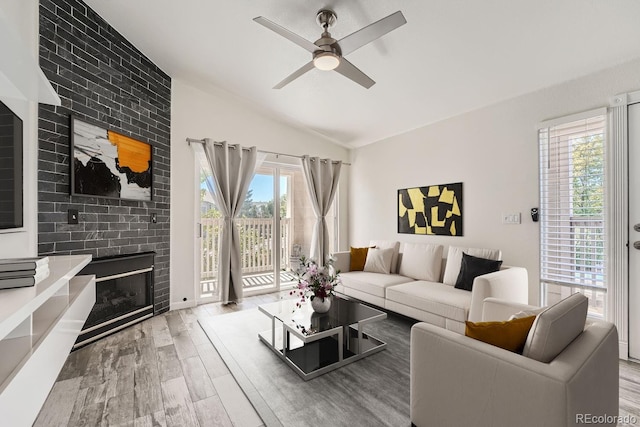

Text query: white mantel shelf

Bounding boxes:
[0,255,95,426]
[0,255,91,340]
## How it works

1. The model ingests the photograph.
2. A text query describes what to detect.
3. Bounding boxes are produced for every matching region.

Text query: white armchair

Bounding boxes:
[410,298,619,427]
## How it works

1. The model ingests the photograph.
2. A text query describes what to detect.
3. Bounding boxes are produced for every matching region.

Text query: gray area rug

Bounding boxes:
[199,307,416,427]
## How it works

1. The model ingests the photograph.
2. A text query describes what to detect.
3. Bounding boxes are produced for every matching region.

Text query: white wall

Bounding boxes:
[350,57,640,305]
[170,79,349,309]
[0,0,39,258]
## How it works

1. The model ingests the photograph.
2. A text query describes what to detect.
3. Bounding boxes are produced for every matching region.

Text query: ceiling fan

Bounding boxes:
[253,9,407,89]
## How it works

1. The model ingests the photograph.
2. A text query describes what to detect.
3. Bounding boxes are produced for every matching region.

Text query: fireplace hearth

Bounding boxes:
[74,252,155,349]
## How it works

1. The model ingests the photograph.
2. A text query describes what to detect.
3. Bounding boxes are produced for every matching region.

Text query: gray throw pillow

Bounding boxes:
[522,293,588,363]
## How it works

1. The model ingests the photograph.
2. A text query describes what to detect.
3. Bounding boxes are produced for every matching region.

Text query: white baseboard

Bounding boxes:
[620,341,629,360]
[170,300,196,311]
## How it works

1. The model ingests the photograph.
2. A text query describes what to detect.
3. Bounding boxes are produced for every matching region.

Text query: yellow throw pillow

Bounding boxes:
[465,315,537,353]
[350,247,370,271]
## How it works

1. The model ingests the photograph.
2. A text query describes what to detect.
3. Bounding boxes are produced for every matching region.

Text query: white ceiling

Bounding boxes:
[85,0,640,148]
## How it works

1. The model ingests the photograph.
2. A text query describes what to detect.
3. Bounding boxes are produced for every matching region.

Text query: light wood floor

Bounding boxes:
[619,359,640,426]
[36,291,640,427]
[35,292,284,427]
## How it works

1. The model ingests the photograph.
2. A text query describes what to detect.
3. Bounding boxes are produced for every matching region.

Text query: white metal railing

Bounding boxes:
[541,216,606,316]
[200,217,292,285]
[570,216,605,288]
[541,216,605,290]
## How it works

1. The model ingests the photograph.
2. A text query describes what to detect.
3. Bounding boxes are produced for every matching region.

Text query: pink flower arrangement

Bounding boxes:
[290,256,341,308]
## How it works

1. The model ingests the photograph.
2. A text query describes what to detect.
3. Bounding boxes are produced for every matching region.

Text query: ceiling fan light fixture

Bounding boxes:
[255,9,406,88]
[313,52,340,71]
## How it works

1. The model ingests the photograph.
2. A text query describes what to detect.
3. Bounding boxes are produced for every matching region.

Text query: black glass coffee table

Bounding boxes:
[258,295,387,380]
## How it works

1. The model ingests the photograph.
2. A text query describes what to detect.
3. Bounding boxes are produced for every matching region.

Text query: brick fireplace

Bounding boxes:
[36,0,171,314]
[74,252,155,348]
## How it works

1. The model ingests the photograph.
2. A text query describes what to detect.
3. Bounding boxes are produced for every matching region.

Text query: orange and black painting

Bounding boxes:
[398,182,462,236]
[71,117,152,201]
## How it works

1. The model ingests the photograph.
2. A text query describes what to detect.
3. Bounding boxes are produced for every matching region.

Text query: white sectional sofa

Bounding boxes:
[333,240,529,334]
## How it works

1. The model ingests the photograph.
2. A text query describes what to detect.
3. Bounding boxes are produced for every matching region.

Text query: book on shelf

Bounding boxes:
[0,269,37,279]
[0,256,49,273]
[0,264,48,279]
[0,268,50,290]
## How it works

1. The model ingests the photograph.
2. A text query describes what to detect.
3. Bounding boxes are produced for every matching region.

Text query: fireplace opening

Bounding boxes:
[74,251,154,349]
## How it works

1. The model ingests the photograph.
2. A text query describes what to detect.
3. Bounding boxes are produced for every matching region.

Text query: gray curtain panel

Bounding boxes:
[203,139,257,304]
[301,155,342,266]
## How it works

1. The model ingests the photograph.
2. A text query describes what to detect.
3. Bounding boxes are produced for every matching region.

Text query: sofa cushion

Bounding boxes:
[454,253,503,291]
[399,243,443,281]
[522,293,588,363]
[386,281,472,322]
[442,246,502,286]
[349,247,370,271]
[465,316,536,353]
[370,240,400,273]
[364,247,394,274]
[340,271,414,298]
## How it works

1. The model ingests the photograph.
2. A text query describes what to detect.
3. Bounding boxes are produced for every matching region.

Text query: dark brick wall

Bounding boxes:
[37,0,171,314]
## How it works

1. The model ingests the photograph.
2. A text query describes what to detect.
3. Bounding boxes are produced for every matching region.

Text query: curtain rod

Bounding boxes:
[186,137,351,166]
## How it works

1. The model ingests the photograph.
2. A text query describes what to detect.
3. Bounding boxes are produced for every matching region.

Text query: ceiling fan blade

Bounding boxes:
[334,58,375,89]
[338,11,406,56]
[253,16,318,53]
[273,61,315,89]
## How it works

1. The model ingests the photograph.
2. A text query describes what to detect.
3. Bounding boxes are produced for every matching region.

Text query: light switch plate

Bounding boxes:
[502,212,521,224]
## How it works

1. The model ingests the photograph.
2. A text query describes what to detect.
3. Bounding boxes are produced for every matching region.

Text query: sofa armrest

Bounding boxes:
[481,297,539,321]
[332,251,350,273]
[467,266,529,322]
[410,321,618,427]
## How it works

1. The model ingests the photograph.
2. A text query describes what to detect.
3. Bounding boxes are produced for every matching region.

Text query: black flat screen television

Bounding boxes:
[0,100,23,230]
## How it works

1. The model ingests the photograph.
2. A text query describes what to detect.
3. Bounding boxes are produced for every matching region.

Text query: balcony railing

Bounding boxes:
[200,217,292,293]
[542,216,605,288]
[570,216,605,288]
[542,216,605,316]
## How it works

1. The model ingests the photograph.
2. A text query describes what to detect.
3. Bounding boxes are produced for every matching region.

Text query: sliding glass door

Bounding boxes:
[198,167,220,303]
[238,165,279,294]
[197,158,337,302]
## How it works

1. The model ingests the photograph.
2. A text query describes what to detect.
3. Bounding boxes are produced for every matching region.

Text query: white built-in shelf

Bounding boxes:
[0,255,95,426]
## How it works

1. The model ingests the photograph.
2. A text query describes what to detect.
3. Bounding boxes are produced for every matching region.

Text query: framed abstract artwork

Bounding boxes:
[398,182,463,236]
[70,116,153,201]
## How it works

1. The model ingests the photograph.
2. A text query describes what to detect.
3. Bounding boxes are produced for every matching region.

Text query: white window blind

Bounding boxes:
[539,113,606,293]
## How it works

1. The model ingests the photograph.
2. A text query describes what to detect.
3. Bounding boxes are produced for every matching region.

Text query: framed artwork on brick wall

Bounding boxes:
[70,116,153,201]
[398,182,463,236]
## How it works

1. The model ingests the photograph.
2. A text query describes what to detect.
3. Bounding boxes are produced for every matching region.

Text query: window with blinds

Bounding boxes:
[539,112,607,316]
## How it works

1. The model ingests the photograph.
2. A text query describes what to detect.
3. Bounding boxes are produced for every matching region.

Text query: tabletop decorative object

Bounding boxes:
[291,256,341,313]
